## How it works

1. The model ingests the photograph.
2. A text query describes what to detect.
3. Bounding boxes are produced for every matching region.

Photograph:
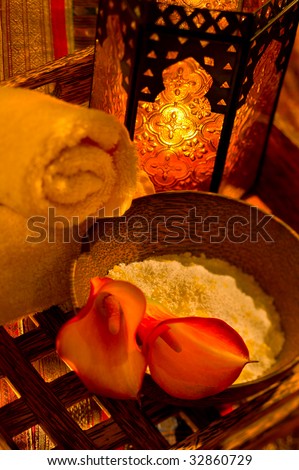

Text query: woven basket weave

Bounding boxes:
[1,47,299,451]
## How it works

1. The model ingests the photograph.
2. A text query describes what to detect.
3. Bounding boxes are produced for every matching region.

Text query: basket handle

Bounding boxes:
[0,46,95,105]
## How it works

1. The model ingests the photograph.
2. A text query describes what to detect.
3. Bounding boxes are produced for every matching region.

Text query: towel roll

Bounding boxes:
[0,205,81,323]
[0,87,154,324]
[0,87,139,224]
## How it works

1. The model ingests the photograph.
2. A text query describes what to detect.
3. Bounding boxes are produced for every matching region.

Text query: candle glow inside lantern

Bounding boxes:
[91,0,299,196]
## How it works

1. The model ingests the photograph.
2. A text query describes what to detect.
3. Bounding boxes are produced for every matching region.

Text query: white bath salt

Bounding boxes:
[109,252,285,384]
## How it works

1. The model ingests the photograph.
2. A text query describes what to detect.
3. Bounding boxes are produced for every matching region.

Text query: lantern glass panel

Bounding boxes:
[91,0,299,195]
[220,39,283,198]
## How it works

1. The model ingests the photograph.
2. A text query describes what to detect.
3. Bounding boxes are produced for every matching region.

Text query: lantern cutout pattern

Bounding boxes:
[91,0,299,196]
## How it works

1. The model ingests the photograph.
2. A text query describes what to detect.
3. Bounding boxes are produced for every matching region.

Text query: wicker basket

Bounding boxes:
[1,48,299,451]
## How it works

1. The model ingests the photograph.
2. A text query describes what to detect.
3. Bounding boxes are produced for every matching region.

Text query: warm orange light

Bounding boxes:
[91,0,296,196]
[135,57,224,191]
[158,0,239,9]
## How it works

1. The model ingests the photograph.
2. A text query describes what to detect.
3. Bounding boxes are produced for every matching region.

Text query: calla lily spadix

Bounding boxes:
[56,277,251,400]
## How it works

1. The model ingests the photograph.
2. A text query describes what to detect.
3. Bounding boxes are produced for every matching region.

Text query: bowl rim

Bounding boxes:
[70,190,299,402]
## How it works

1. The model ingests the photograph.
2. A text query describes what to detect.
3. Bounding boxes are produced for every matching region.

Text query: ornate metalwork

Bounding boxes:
[135,57,224,191]
[221,40,282,196]
[158,0,240,12]
[92,0,299,194]
[92,15,128,122]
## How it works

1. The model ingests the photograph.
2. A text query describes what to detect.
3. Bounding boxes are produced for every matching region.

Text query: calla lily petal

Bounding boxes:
[141,316,250,400]
[137,299,174,344]
[56,277,147,399]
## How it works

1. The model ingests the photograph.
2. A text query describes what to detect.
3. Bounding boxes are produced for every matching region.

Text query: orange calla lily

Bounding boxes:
[56,277,147,399]
[57,278,250,401]
[139,302,250,399]
[143,317,249,400]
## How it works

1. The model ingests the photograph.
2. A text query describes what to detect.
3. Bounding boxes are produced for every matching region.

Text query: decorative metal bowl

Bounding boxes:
[72,191,299,405]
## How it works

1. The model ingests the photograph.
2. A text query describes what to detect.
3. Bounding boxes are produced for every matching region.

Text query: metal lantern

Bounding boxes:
[91,0,299,196]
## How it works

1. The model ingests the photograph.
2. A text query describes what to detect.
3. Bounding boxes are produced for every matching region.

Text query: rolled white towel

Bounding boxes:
[0,87,140,224]
[0,87,154,324]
